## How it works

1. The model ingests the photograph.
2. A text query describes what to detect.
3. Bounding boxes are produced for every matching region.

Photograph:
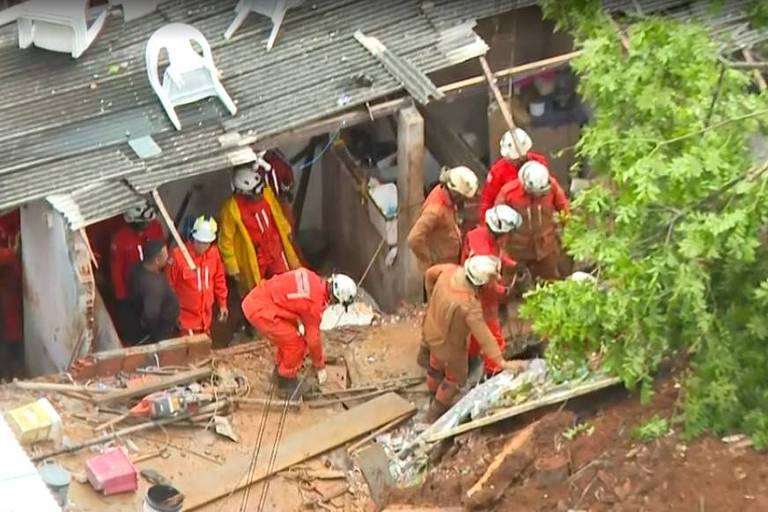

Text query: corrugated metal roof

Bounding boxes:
[47,180,146,230]
[0,0,765,229]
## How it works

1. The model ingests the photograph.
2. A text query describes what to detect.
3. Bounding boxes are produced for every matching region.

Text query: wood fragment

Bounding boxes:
[14,380,112,394]
[94,411,131,432]
[744,49,767,92]
[152,189,196,271]
[478,56,521,154]
[466,422,536,499]
[233,396,301,410]
[183,393,414,510]
[94,368,212,406]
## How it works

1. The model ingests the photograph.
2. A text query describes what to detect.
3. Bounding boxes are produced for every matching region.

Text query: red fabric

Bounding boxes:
[241,268,329,371]
[427,353,460,405]
[478,151,549,219]
[263,150,294,191]
[0,211,22,343]
[235,194,289,278]
[495,176,570,215]
[467,319,505,375]
[109,220,164,299]
[86,216,125,271]
[166,242,228,334]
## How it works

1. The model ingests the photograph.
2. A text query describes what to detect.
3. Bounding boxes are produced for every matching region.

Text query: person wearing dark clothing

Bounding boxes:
[125,240,179,345]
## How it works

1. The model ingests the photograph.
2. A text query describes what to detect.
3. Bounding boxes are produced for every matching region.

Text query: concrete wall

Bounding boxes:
[323,149,401,312]
[21,201,90,375]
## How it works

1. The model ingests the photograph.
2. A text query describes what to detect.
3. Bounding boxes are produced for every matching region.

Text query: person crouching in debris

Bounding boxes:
[166,216,229,335]
[422,256,527,423]
[241,269,358,398]
[125,240,179,345]
[478,128,549,220]
[219,158,301,299]
[494,161,570,281]
[461,205,523,376]
[407,166,479,274]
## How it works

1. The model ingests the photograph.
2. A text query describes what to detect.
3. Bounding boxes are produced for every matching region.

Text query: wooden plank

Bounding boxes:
[152,189,197,271]
[94,368,212,406]
[354,443,395,506]
[426,376,622,443]
[183,392,415,510]
[466,422,537,499]
[397,105,425,303]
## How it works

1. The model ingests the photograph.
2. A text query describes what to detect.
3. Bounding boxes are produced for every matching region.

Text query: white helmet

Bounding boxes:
[519,161,551,196]
[500,128,532,160]
[440,166,478,199]
[191,215,218,243]
[485,205,523,234]
[329,274,357,307]
[123,202,157,224]
[464,255,501,287]
[569,271,596,283]
[232,167,265,195]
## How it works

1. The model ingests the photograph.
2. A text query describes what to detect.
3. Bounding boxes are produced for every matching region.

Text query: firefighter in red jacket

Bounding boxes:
[461,205,523,375]
[478,128,549,219]
[495,161,570,281]
[242,269,357,398]
[166,216,229,335]
[110,203,164,338]
[0,211,23,378]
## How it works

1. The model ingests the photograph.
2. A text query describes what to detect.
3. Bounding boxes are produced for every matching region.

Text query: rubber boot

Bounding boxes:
[424,399,449,424]
[276,375,302,400]
[416,344,430,370]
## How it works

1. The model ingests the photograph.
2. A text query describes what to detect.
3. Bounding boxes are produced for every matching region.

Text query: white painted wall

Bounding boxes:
[21,201,87,375]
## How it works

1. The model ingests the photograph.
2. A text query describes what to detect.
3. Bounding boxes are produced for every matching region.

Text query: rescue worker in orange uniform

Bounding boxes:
[110,203,164,338]
[219,160,301,297]
[478,128,550,219]
[241,269,357,398]
[495,161,570,281]
[407,166,479,273]
[0,210,23,378]
[421,256,527,422]
[461,205,523,376]
[166,216,229,335]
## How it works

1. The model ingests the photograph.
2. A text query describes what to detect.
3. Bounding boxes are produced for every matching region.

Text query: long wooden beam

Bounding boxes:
[244,51,581,150]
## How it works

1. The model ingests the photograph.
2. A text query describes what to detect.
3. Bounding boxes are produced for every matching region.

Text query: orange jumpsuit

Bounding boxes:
[0,211,22,345]
[241,268,329,378]
[494,177,569,280]
[166,243,228,334]
[109,220,164,300]
[478,152,549,219]
[407,185,462,273]
[234,194,290,280]
[460,226,516,374]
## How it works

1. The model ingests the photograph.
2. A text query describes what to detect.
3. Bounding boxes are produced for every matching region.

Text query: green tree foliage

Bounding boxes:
[524,2,768,444]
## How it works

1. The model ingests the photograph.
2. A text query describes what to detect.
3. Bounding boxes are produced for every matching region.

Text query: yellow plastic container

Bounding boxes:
[4,398,62,445]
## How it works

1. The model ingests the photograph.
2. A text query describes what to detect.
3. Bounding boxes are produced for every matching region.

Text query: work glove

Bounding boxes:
[501,359,529,375]
[316,368,328,386]
[297,322,306,336]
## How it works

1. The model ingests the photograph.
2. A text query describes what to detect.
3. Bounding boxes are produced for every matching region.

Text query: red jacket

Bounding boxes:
[109,220,164,300]
[241,268,329,368]
[494,177,569,260]
[234,194,286,267]
[0,211,21,343]
[478,151,549,219]
[166,243,228,333]
[461,225,515,318]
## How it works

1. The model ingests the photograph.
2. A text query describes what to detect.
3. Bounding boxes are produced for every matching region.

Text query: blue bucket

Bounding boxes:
[37,461,71,507]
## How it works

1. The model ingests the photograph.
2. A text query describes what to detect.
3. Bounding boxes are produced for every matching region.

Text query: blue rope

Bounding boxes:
[293,123,345,171]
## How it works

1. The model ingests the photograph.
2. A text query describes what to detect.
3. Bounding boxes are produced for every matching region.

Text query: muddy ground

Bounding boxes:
[387,371,768,512]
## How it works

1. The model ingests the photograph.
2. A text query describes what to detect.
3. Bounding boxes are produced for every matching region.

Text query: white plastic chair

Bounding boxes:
[145,23,238,131]
[0,0,108,58]
[108,0,158,22]
[223,0,304,50]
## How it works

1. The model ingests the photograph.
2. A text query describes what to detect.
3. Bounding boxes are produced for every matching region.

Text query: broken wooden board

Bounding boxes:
[354,443,395,506]
[183,392,414,510]
[94,368,211,406]
[426,376,621,443]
